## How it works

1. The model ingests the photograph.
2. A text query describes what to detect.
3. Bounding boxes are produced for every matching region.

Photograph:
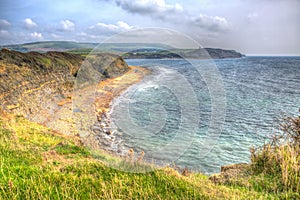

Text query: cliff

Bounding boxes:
[0,49,129,125]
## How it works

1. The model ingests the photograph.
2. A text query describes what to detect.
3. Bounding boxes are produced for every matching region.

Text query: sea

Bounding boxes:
[110,56,300,174]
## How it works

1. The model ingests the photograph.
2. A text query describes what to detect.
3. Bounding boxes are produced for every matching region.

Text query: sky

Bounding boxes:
[0,0,299,55]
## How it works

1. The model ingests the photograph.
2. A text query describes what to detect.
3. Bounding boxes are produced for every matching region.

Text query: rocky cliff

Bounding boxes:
[0,49,129,126]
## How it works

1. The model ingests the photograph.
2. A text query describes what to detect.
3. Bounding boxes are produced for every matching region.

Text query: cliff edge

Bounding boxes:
[0,49,129,127]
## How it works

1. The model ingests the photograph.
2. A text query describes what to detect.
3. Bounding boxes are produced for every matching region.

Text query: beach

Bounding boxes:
[90,66,151,155]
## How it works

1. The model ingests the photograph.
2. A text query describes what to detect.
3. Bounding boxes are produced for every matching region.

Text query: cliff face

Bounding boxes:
[0,49,129,125]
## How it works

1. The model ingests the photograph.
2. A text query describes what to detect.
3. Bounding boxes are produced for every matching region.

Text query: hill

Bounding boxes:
[122,47,244,59]
[1,41,245,59]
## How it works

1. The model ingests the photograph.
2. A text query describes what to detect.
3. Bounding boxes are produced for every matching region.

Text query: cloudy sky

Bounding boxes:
[0,0,299,55]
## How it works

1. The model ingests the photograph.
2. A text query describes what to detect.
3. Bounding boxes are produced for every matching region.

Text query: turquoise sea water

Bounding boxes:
[110,57,300,174]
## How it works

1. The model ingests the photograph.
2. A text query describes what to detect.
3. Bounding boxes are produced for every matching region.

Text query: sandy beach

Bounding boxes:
[94,66,150,118]
[86,66,151,155]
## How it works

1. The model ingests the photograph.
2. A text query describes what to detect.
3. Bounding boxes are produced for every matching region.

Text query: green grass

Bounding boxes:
[219,114,300,199]
[0,113,289,199]
[247,114,300,199]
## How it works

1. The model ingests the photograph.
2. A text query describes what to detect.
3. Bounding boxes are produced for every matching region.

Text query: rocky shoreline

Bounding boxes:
[85,66,151,157]
[92,111,126,155]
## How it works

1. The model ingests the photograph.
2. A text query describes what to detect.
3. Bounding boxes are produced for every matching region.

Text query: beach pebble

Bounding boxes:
[100,122,106,127]
[103,127,111,134]
[91,125,101,131]
[73,108,82,112]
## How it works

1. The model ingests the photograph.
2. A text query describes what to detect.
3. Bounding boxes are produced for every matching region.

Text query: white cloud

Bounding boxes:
[192,14,230,31]
[116,21,134,30]
[113,0,229,32]
[89,21,135,35]
[0,19,10,29]
[246,12,259,22]
[51,33,61,39]
[77,32,87,36]
[30,32,43,39]
[24,18,37,29]
[60,20,75,31]
[0,30,10,37]
[116,0,183,15]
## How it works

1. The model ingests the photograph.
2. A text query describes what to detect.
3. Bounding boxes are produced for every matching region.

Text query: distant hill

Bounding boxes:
[1,41,245,59]
[0,41,171,53]
[123,48,244,59]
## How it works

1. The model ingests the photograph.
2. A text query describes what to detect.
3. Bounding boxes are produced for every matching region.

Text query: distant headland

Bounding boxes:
[1,41,245,59]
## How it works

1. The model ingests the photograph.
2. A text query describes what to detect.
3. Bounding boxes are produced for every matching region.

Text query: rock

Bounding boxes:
[102,127,112,134]
[221,163,249,173]
[110,135,115,141]
[91,125,102,133]
[209,163,250,184]
[100,122,106,128]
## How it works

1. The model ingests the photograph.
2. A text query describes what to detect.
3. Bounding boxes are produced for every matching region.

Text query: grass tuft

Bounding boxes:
[250,113,300,194]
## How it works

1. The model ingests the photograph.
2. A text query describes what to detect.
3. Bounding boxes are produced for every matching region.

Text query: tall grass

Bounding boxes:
[250,112,300,196]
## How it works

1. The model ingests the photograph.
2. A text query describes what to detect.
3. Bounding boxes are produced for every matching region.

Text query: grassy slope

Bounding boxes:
[0,112,276,200]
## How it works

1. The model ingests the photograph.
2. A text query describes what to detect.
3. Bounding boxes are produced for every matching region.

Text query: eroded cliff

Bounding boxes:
[0,49,129,129]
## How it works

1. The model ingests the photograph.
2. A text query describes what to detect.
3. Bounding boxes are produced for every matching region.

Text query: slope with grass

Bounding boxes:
[0,111,278,199]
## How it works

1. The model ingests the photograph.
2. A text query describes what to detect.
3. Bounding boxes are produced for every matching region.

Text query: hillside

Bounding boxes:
[0,110,279,199]
[1,41,245,59]
[0,49,129,128]
[122,48,244,59]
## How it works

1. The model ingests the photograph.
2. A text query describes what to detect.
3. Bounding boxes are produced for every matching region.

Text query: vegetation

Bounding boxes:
[213,112,300,199]
[2,41,244,59]
[0,110,280,199]
[249,113,300,198]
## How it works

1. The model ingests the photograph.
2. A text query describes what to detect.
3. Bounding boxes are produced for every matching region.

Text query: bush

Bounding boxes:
[250,111,300,193]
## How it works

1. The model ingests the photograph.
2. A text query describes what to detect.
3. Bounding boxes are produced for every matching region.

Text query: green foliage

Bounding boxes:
[250,113,300,195]
[39,57,52,66]
[0,114,280,199]
[55,143,90,156]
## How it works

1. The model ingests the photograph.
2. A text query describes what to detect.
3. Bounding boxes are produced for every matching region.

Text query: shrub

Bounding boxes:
[250,111,300,194]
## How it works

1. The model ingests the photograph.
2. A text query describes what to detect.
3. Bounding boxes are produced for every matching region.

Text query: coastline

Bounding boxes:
[91,66,151,156]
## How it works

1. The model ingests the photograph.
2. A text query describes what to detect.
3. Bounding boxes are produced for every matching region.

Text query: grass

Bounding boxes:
[248,114,300,198]
[217,113,300,199]
[0,112,279,199]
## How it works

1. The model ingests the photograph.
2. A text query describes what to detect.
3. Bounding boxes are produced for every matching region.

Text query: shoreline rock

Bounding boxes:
[209,163,250,184]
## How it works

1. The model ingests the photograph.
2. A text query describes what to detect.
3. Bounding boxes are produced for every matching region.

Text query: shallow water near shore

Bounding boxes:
[110,57,300,174]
